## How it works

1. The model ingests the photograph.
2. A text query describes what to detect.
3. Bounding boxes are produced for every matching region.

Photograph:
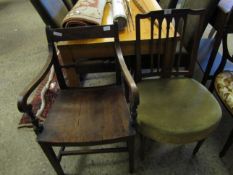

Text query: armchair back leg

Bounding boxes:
[39,143,65,175]
[127,136,135,173]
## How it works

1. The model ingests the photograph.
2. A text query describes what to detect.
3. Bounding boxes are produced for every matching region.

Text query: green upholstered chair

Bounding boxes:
[30,0,68,28]
[135,9,222,158]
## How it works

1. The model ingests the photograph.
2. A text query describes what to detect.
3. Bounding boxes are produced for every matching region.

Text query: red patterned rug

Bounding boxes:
[18,76,59,128]
[18,72,115,128]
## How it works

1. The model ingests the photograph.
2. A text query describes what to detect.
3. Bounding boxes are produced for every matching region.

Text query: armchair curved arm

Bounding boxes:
[114,42,139,126]
[17,45,53,113]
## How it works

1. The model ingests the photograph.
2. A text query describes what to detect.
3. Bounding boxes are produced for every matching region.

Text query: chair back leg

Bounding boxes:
[127,136,135,173]
[219,127,233,157]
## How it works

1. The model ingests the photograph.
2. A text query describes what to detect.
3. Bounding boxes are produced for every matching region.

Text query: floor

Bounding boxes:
[0,0,233,175]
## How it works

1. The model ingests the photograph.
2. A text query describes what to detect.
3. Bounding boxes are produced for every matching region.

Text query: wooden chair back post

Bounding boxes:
[135,9,205,81]
[45,22,119,89]
[208,7,233,91]
[201,2,233,85]
[30,0,68,28]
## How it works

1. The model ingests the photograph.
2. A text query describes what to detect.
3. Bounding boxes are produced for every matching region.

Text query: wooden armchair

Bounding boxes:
[17,23,139,174]
[135,9,222,158]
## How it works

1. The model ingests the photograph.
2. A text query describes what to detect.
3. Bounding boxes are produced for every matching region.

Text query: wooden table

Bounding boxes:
[57,0,172,86]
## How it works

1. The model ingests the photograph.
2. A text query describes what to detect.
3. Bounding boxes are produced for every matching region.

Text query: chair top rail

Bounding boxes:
[136,9,206,19]
[47,23,118,43]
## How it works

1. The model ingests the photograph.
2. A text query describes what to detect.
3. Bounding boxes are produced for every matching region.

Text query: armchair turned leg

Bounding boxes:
[128,136,135,173]
[39,143,65,175]
[192,139,205,156]
[219,128,233,158]
[139,134,145,161]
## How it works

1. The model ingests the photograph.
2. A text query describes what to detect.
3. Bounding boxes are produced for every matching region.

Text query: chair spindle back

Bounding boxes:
[135,9,205,81]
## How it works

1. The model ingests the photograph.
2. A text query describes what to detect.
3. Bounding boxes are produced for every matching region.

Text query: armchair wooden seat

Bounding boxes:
[17,23,139,175]
[38,86,134,145]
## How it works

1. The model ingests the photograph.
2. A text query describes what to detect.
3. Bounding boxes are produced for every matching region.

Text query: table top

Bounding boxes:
[57,0,171,46]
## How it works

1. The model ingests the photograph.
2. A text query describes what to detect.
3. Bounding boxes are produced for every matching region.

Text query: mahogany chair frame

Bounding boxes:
[17,22,139,174]
[204,1,233,157]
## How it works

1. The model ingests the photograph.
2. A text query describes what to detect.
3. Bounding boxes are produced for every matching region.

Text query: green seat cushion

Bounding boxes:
[137,78,222,144]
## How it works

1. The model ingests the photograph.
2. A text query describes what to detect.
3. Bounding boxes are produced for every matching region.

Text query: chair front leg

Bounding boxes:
[219,127,233,157]
[192,139,205,156]
[39,143,65,175]
[139,134,146,161]
[127,136,135,173]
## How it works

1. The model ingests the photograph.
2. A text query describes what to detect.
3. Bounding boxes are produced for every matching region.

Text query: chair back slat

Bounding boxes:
[176,16,186,73]
[135,9,205,81]
[46,22,119,88]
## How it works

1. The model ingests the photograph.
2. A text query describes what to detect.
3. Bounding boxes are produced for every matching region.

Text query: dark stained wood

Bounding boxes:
[192,139,205,156]
[17,22,139,174]
[37,86,134,145]
[40,144,64,175]
[60,147,128,156]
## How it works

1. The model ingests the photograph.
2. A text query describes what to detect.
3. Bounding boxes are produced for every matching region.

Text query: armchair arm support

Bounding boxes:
[115,42,139,126]
[17,45,53,133]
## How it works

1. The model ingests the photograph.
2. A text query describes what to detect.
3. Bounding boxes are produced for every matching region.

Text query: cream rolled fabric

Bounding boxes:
[63,0,107,27]
[112,0,127,30]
